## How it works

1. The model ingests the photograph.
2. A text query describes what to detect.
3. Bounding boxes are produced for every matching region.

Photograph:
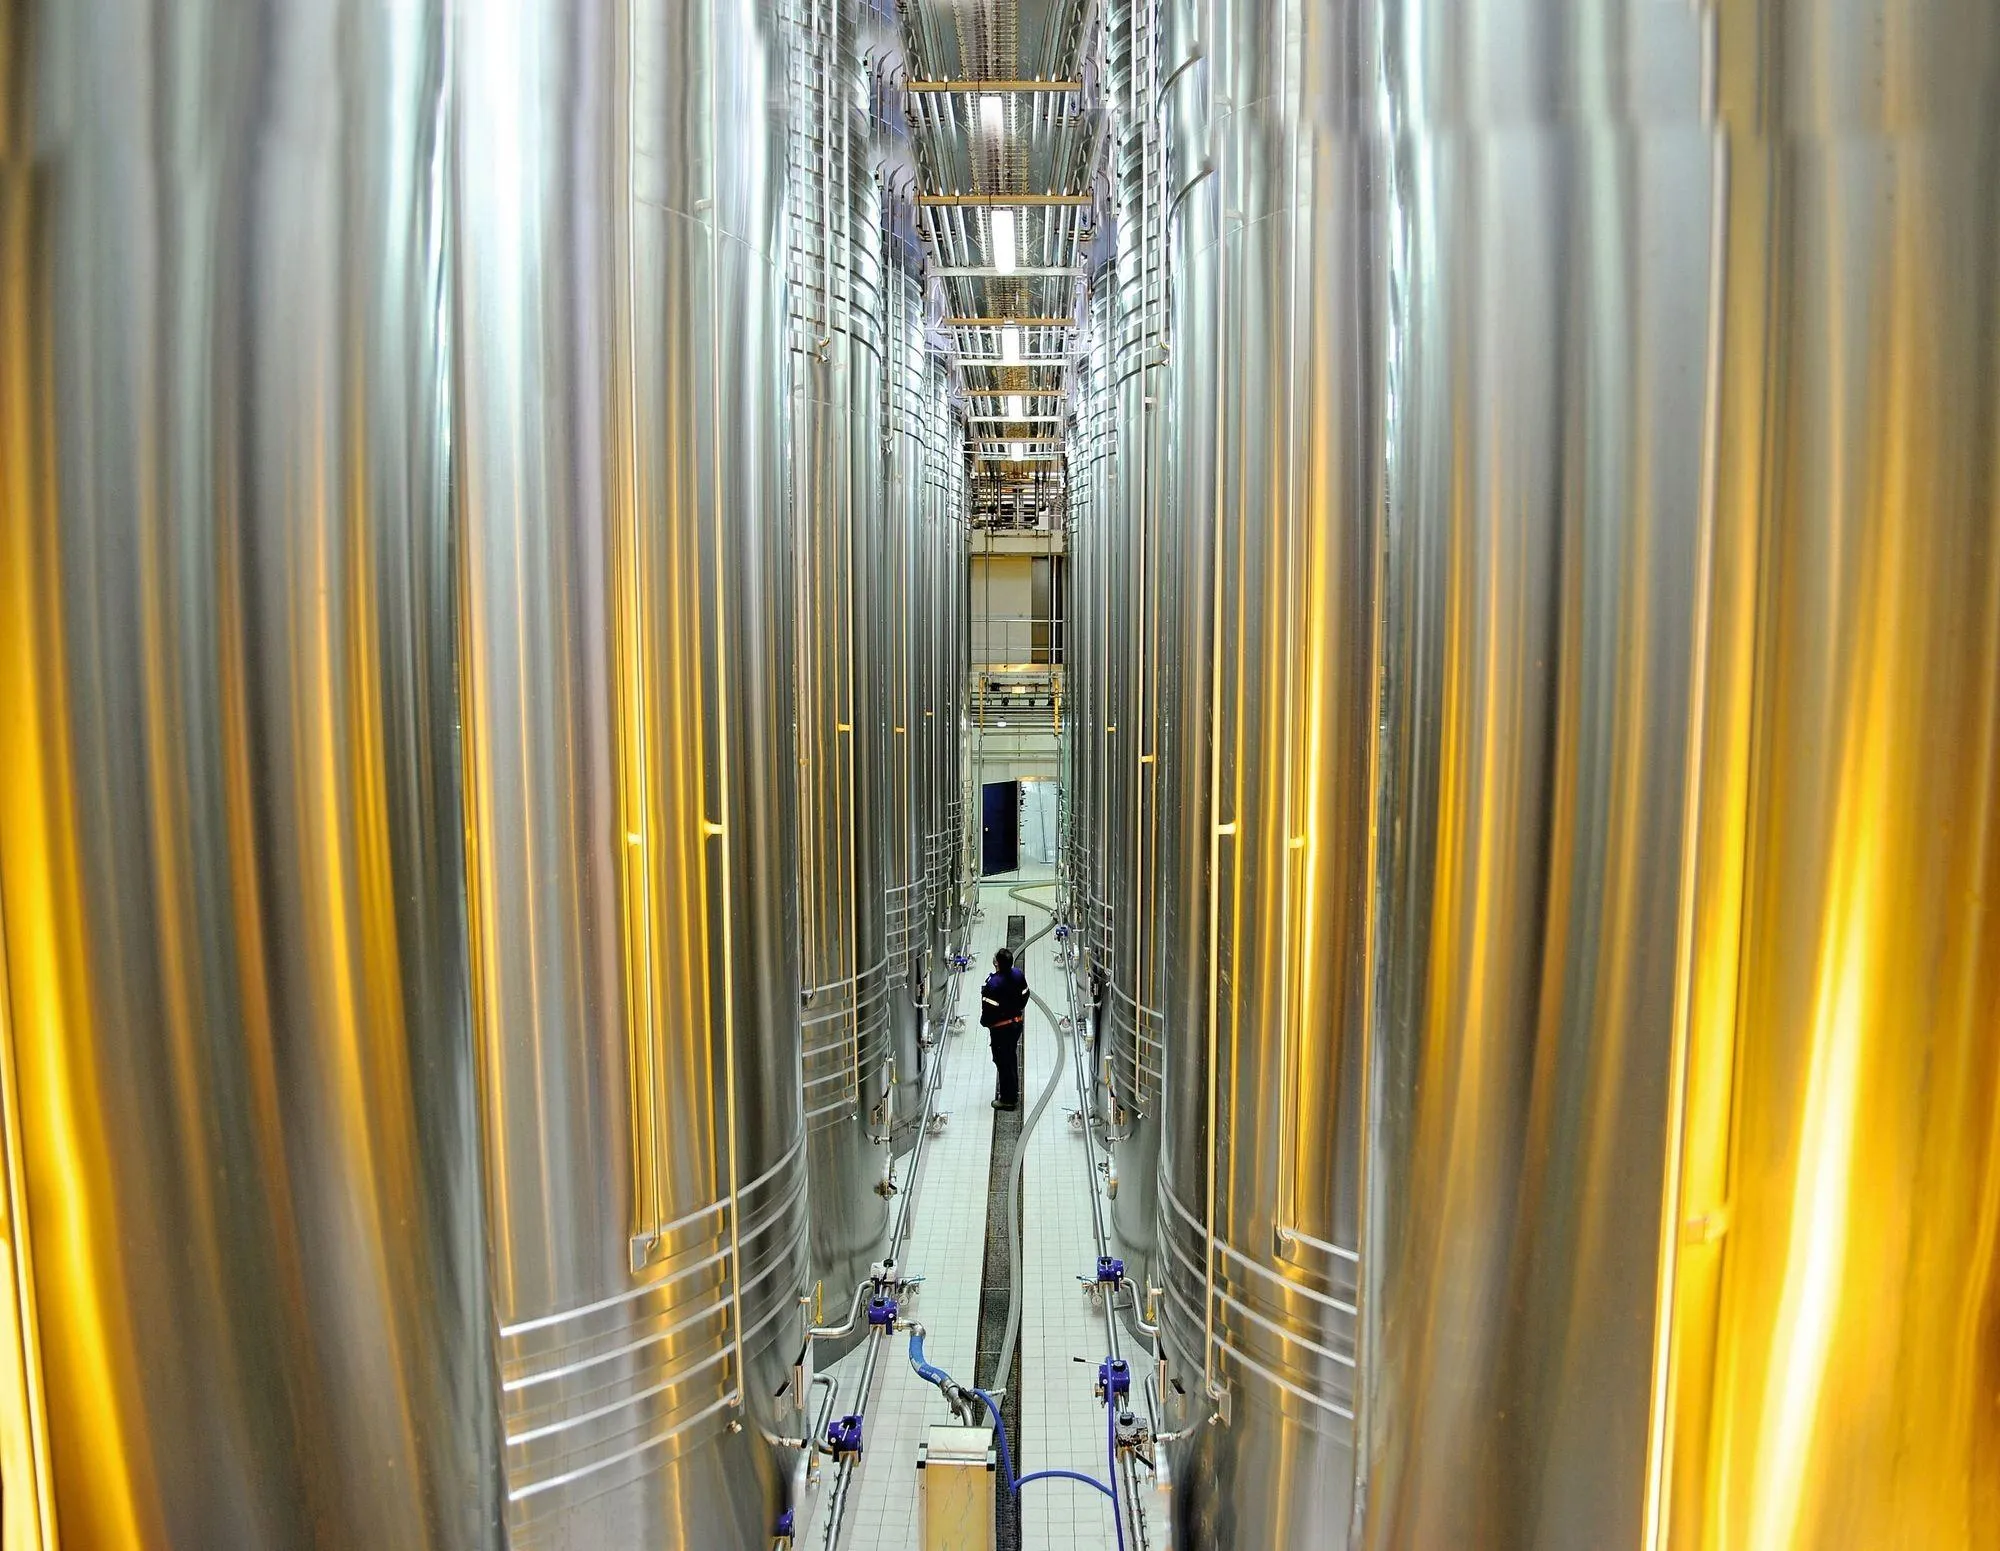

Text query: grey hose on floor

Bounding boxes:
[987,881,1067,1393]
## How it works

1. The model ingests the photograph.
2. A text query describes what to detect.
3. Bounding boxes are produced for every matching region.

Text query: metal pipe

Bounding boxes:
[808,1281,875,1343]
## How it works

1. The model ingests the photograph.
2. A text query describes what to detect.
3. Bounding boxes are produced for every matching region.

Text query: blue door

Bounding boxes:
[980,781,1019,877]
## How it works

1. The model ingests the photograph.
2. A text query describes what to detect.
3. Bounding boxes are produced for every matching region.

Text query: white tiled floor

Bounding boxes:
[803,875,1008,1551]
[1014,879,1121,1551]
[799,867,1128,1551]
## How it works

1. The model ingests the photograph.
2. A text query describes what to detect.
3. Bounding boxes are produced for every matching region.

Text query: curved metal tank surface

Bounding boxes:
[1153,0,1378,1538]
[1648,4,2000,1544]
[883,206,933,1154]
[1100,0,1169,1290]
[0,2,500,1546]
[454,0,807,1543]
[1158,0,1998,1546]
[1157,0,1713,1544]
[1360,0,1716,1543]
[789,0,894,1296]
[1066,273,1117,993]
[920,360,971,1016]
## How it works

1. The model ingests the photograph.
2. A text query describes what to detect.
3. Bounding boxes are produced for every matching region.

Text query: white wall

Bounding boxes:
[970,555,1035,665]
[972,728,1059,786]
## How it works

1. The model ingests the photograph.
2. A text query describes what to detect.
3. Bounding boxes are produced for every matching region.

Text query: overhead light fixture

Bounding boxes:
[989,209,1017,273]
[1001,324,1022,363]
[1007,394,1025,421]
[979,94,1005,139]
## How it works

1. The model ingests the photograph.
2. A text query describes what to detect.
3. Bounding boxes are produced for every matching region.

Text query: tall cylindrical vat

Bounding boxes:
[0,1,500,1545]
[1070,272,1117,1004]
[1100,0,1169,1284]
[789,0,893,1296]
[1159,0,1714,1544]
[1153,0,1379,1538]
[882,193,932,1151]
[921,364,970,1014]
[1361,3,1718,1544]
[454,0,807,1543]
[1651,5,2000,1545]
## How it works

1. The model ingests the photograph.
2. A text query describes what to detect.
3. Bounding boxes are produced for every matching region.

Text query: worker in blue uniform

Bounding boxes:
[979,947,1031,1110]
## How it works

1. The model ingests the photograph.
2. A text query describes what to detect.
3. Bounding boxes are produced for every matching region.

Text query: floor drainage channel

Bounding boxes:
[974,909,1029,1551]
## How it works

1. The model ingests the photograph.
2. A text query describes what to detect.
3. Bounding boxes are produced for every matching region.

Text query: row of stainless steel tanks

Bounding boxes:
[0,0,965,1546]
[1065,0,2000,1547]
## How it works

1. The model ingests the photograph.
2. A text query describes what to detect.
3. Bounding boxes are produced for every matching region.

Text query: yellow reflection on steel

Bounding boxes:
[1654,6,2000,1544]
[1,179,149,1551]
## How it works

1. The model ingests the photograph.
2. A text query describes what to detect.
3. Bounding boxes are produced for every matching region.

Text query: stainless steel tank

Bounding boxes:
[920,359,971,1017]
[1156,0,1714,1543]
[882,148,933,1153]
[1646,5,2000,1545]
[1100,0,1169,1288]
[1359,0,1716,1542]
[454,0,808,1543]
[789,0,894,1295]
[1152,0,1378,1535]
[0,1,499,1544]
[1066,273,1116,998]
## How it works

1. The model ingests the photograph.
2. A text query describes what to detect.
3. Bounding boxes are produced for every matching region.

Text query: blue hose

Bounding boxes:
[916,1325,1124,1528]
[907,1330,955,1390]
[971,1388,1017,1487]
[1017,1468,1115,1500]
[1106,1383,1127,1551]
[972,1386,1119,1508]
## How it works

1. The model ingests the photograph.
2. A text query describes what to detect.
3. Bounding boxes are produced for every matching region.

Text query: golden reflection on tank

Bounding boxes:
[1147,0,1999,1546]
[0,2,496,1543]
[1650,4,2000,1545]
[0,0,1995,1545]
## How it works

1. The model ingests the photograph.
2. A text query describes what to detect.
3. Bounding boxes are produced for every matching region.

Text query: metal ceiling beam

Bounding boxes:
[965,415,1065,424]
[918,194,1092,207]
[942,317,1074,328]
[906,80,1083,93]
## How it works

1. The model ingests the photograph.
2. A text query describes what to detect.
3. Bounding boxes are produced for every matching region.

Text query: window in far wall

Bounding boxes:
[1018,778,1059,867]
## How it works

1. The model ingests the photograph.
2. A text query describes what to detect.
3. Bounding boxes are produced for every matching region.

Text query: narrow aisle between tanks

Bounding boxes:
[802,873,1027,1551]
[801,866,1142,1551]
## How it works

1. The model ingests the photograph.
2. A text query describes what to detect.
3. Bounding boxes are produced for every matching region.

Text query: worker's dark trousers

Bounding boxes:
[990,1021,1022,1106]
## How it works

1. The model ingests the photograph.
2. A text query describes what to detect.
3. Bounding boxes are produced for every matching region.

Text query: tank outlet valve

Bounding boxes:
[1054,922,1071,940]
[1097,1357,1133,1401]
[867,1294,900,1328]
[774,1507,796,1545]
[1094,1255,1125,1285]
[826,1415,865,1456]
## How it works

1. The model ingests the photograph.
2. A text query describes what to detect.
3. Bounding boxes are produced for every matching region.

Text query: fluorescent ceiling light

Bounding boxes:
[979,94,1005,139]
[1007,394,1025,421]
[989,209,1017,273]
[1001,324,1022,363]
